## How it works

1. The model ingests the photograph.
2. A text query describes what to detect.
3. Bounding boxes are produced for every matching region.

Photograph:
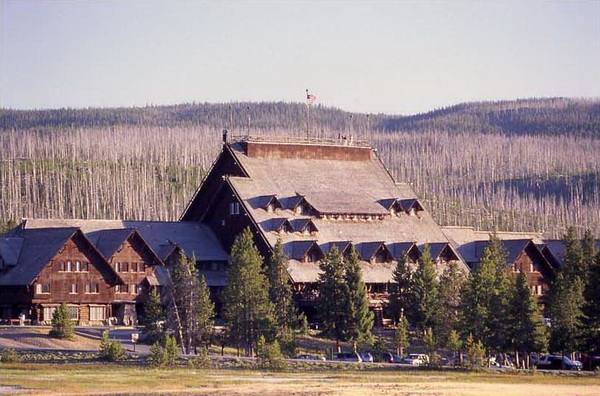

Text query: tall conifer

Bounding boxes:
[410,245,439,333]
[344,245,374,343]
[316,246,349,344]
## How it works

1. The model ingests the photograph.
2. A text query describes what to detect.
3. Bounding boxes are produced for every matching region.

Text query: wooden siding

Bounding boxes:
[181,147,247,221]
[510,247,553,310]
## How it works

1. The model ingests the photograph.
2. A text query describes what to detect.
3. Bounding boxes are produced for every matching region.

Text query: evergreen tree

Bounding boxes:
[268,239,296,333]
[388,252,413,323]
[562,226,585,280]
[581,229,597,279]
[394,315,410,356]
[142,288,164,343]
[509,271,548,363]
[445,330,462,363]
[344,245,374,343]
[583,251,600,353]
[547,273,585,355]
[49,303,74,340]
[437,262,466,344]
[222,228,275,356]
[487,234,513,353]
[316,246,350,345]
[410,245,439,333]
[460,246,496,346]
[168,251,215,354]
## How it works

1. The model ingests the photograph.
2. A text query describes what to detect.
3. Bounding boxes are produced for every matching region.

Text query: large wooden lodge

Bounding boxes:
[0,135,580,325]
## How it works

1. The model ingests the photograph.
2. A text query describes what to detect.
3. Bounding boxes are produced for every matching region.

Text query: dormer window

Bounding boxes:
[230,202,240,215]
[266,204,274,213]
[295,205,303,215]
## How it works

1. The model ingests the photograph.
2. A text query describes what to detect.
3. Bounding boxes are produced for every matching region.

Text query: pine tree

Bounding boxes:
[394,315,410,356]
[222,228,275,356]
[49,303,74,340]
[562,226,585,280]
[388,252,413,323]
[459,246,496,346]
[487,234,513,354]
[509,271,548,365]
[168,251,214,354]
[410,245,439,333]
[583,251,600,353]
[547,273,585,355]
[268,239,296,333]
[316,246,350,345]
[445,330,462,363]
[344,245,374,343]
[142,288,164,343]
[437,262,466,344]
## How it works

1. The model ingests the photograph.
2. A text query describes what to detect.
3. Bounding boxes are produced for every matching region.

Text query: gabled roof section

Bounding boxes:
[427,242,461,262]
[247,195,283,211]
[399,199,424,213]
[289,218,319,234]
[0,228,121,286]
[280,194,312,212]
[283,240,323,261]
[87,228,163,265]
[20,219,229,262]
[0,236,24,268]
[263,218,293,233]
[304,191,390,216]
[387,242,420,261]
[355,241,393,262]
[378,198,404,213]
[321,241,353,256]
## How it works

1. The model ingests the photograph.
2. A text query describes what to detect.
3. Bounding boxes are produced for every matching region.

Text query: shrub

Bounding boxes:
[99,330,125,361]
[1,349,21,363]
[49,303,75,340]
[299,313,309,336]
[256,335,287,370]
[148,336,179,368]
[148,342,166,367]
[188,347,210,368]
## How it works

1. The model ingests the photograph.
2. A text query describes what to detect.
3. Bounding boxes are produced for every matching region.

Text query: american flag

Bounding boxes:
[306,90,317,105]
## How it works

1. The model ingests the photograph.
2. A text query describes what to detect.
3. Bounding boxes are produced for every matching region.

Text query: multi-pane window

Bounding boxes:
[90,306,105,321]
[131,284,140,294]
[85,283,99,294]
[115,284,129,293]
[36,283,50,294]
[229,202,240,215]
[131,262,138,272]
[69,284,78,294]
[43,307,56,321]
[66,261,73,272]
[67,306,79,320]
[81,262,89,272]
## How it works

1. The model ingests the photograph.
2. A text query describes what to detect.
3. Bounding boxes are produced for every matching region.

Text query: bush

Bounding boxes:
[49,303,75,340]
[188,347,210,368]
[99,330,125,361]
[148,336,179,368]
[256,335,288,370]
[299,313,309,336]
[1,349,21,363]
[465,334,486,370]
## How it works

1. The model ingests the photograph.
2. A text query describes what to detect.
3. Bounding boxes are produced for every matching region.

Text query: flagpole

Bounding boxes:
[306,89,310,139]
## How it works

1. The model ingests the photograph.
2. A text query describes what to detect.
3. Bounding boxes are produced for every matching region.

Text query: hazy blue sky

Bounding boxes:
[1,1,599,115]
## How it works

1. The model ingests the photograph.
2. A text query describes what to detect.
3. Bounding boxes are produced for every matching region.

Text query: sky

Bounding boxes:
[1,1,599,115]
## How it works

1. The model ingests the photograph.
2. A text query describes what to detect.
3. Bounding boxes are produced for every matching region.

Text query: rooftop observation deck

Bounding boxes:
[231,135,374,161]
[230,135,374,161]
[231,134,371,148]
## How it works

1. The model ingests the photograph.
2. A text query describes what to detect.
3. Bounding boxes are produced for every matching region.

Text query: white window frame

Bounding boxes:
[69,283,78,294]
[89,306,106,321]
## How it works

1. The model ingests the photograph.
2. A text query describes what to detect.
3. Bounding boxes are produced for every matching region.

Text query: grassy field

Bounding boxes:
[1,363,599,396]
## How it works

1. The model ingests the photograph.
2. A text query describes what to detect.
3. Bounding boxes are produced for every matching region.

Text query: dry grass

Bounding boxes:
[1,363,599,396]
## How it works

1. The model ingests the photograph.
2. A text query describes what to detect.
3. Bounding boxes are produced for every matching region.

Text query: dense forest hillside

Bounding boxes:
[1,98,599,237]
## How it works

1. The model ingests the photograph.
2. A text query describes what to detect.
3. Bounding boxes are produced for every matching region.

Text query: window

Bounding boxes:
[43,306,56,321]
[115,262,128,272]
[115,284,129,293]
[229,202,240,215]
[69,284,78,294]
[131,284,139,294]
[66,261,73,272]
[58,262,66,272]
[67,306,79,320]
[36,283,50,294]
[85,283,99,294]
[295,205,303,215]
[81,262,89,272]
[131,262,138,272]
[90,306,105,321]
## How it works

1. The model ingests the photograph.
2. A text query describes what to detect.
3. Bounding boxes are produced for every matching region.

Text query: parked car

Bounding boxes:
[375,352,394,363]
[581,355,600,371]
[403,353,429,366]
[296,354,326,361]
[360,352,374,363]
[536,355,582,370]
[332,352,362,362]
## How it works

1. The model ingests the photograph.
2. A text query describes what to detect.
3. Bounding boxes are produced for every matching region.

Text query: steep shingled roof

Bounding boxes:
[0,227,120,286]
[18,219,229,262]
